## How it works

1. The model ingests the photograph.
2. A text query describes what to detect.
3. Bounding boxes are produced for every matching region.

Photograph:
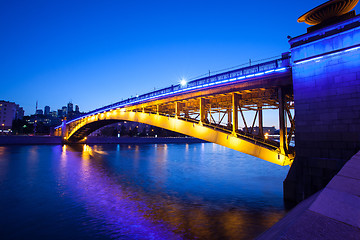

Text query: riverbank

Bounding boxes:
[257,150,360,239]
[0,136,206,145]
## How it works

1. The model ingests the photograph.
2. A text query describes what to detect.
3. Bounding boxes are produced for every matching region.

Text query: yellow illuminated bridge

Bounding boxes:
[55,55,295,166]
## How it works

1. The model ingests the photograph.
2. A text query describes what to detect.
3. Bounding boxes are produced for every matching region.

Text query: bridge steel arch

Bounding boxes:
[58,109,292,166]
[55,56,295,166]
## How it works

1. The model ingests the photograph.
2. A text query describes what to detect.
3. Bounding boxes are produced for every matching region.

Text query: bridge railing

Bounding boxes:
[59,54,291,127]
[172,115,293,152]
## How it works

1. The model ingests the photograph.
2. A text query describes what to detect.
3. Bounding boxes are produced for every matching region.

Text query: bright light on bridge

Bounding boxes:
[180,78,187,86]
[264,132,269,140]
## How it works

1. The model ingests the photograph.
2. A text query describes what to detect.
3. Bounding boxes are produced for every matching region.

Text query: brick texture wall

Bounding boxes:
[284,17,360,203]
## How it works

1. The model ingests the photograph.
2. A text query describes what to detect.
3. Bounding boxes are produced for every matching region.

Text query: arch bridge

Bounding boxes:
[55,55,295,166]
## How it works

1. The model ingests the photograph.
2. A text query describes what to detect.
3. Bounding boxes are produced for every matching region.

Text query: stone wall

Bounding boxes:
[258,150,360,239]
[284,16,360,202]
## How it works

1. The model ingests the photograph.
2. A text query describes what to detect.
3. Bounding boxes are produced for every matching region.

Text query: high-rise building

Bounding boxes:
[36,109,43,115]
[0,100,21,134]
[44,106,50,115]
[62,106,67,115]
[15,105,24,120]
[57,109,63,118]
[67,102,73,113]
[75,105,80,113]
[50,111,57,118]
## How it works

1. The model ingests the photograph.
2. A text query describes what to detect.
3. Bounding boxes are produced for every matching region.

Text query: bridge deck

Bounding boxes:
[55,55,294,166]
[62,55,291,125]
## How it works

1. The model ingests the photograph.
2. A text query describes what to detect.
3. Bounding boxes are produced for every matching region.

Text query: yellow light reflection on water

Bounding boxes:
[187,209,211,239]
[221,211,246,239]
[0,146,5,157]
[0,146,7,181]
[61,145,67,166]
[80,144,92,181]
[58,145,69,184]
[82,144,93,160]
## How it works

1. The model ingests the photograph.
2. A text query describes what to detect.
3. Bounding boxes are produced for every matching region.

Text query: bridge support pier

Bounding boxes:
[199,98,207,125]
[61,119,67,143]
[278,88,287,155]
[232,93,239,135]
[258,103,263,137]
[284,16,360,203]
[175,102,181,118]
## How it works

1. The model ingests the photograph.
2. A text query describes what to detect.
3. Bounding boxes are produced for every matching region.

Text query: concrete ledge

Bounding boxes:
[257,150,360,239]
[0,136,62,145]
[0,136,206,145]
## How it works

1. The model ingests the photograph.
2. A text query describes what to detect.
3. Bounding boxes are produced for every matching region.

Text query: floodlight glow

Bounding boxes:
[180,79,187,86]
[295,44,360,65]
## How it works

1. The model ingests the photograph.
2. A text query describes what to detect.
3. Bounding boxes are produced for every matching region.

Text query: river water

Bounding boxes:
[0,143,289,240]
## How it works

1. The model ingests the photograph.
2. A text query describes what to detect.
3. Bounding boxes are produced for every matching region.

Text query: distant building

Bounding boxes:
[0,100,22,134]
[62,106,67,115]
[26,113,61,134]
[36,109,43,115]
[65,102,83,120]
[57,109,63,118]
[242,126,276,135]
[44,106,50,115]
[274,128,292,135]
[15,105,24,120]
[50,111,57,118]
[67,102,73,113]
[89,121,178,137]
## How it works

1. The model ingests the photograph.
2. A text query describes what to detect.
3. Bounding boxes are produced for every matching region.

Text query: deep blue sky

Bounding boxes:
[1,0,358,122]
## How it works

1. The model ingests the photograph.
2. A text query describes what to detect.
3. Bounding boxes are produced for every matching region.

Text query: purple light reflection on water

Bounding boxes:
[66,144,182,240]
[0,143,290,239]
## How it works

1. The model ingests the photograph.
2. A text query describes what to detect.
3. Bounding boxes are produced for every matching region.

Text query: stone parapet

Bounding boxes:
[258,150,360,239]
[284,15,360,202]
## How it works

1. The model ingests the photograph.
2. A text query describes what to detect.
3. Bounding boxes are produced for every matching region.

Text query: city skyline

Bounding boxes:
[33,101,81,115]
[2,0,357,126]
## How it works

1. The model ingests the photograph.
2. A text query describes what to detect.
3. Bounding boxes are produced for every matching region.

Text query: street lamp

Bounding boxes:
[264,132,269,140]
[180,78,187,87]
[1,123,4,135]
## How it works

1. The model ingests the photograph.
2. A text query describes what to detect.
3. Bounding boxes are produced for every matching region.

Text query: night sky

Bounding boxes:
[1,0,357,125]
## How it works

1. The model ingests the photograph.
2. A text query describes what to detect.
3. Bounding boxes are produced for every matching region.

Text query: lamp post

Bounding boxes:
[1,123,4,135]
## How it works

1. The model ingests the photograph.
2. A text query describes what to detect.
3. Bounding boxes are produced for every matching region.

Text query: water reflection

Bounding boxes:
[0,144,289,240]
[0,146,6,157]
[65,144,181,239]
[0,146,7,182]
[58,145,67,182]
[60,144,287,239]
[153,144,168,187]
[26,146,40,182]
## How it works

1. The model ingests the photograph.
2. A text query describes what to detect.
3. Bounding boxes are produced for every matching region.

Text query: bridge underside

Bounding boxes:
[63,111,291,165]
[68,119,120,140]
[57,83,295,166]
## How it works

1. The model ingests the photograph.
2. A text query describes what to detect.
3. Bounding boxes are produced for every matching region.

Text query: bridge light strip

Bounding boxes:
[294,45,360,65]
[58,66,290,127]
